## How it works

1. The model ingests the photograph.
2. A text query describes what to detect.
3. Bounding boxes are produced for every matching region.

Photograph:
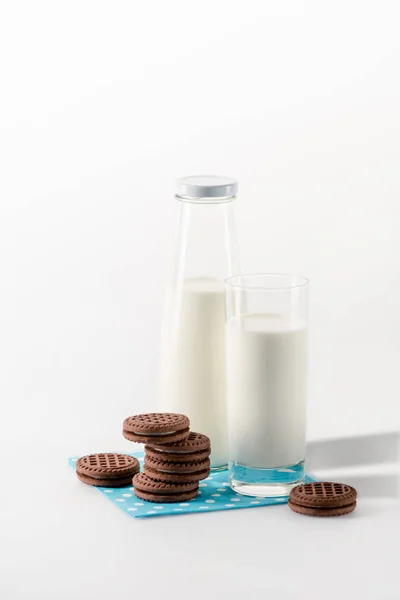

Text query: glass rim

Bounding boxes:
[225,273,309,292]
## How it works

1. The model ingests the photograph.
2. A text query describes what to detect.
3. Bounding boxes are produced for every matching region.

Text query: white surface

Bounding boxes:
[160,278,228,468]
[1,1,400,598]
[227,314,307,467]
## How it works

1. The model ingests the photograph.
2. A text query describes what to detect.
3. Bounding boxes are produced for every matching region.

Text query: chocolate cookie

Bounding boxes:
[123,413,190,444]
[76,453,140,487]
[288,501,356,517]
[77,472,135,487]
[145,431,210,463]
[144,455,210,474]
[132,472,199,503]
[134,488,199,503]
[144,465,210,484]
[289,482,357,517]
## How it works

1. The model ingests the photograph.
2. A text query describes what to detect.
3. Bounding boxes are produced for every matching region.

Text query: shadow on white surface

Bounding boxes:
[307,432,400,498]
[340,473,400,498]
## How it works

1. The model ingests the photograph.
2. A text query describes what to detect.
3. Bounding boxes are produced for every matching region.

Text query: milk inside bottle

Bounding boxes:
[159,176,240,469]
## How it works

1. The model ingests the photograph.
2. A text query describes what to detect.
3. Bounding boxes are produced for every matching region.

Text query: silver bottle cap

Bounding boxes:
[176,175,238,200]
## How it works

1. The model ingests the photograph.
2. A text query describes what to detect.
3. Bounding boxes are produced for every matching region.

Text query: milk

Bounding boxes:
[227,313,308,469]
[159,277,228,468]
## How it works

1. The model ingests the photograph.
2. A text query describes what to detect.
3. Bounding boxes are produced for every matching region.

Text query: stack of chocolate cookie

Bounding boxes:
[122,412,211,503]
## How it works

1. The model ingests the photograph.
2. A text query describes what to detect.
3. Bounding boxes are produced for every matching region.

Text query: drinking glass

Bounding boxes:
[225,274,309,497]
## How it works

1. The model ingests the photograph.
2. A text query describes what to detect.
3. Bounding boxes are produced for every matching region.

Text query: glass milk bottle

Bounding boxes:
[159,176,240,469]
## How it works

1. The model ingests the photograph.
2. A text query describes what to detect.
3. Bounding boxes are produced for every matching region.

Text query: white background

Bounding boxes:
[1,1,399,599]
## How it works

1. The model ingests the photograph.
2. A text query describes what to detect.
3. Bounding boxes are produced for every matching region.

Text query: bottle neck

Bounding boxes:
[173,197,240,284]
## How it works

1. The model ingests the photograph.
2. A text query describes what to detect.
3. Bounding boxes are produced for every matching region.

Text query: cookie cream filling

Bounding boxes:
[154,468,206,474]
[155,468,187,473]
[150,447,195,453]
[132,431,177,436]
[91,473,133,479]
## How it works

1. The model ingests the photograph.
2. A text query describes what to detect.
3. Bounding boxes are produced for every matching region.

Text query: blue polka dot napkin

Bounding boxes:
[69,452,312,518]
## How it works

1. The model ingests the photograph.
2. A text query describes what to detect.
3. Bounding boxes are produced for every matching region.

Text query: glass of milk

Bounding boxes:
[225,274,309,497]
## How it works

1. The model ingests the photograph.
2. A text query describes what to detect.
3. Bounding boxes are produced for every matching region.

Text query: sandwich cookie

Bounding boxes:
[144,455,210,483]
[289,482,357,517]
[132,472,199,503]
[145,431,210,463]
[123,413,190,444]
[76,453,140,487]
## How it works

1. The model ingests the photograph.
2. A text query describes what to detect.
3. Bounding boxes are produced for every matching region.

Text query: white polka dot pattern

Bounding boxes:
[69,453,313,519]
